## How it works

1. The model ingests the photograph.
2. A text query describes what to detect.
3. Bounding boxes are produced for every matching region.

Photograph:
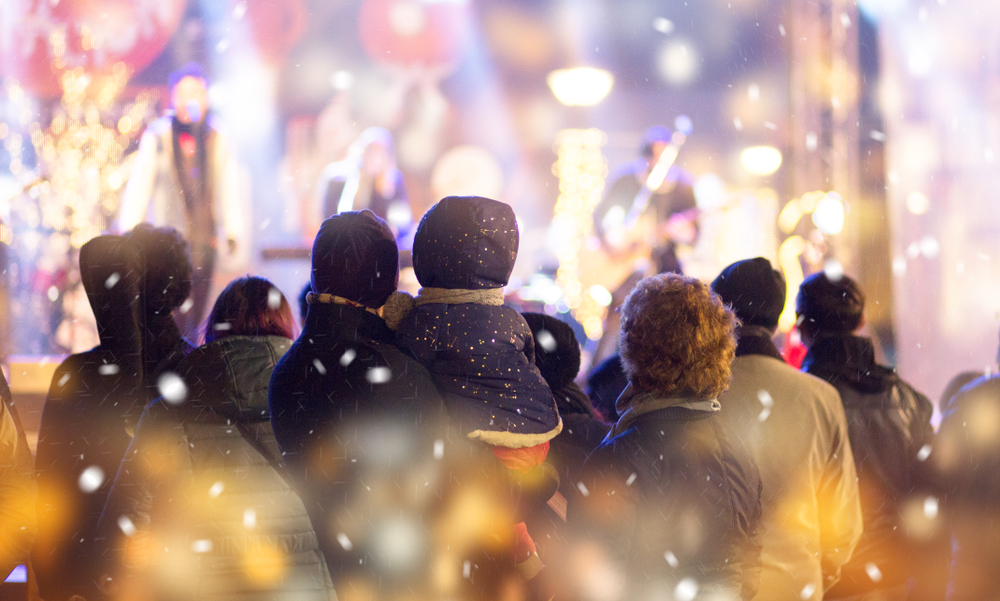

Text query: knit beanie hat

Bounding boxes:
[311,209,399,308]
[521,312,581,391]
[711,257,785,330]
[795,271,865,334]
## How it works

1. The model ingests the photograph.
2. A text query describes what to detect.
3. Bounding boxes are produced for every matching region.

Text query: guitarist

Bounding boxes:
[592,125,698,273]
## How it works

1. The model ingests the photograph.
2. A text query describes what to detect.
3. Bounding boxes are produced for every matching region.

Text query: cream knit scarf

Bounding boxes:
[382,287,504,330]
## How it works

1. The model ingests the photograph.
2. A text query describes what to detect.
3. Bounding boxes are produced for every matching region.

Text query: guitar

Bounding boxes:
[580,129,695,293]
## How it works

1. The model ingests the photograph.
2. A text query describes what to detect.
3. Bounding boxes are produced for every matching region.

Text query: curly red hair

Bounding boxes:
[619,273,737,399]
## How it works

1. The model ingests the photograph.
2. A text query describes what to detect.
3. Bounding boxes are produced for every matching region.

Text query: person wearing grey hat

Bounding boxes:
[797,271,935,600]
[714,258,863,599]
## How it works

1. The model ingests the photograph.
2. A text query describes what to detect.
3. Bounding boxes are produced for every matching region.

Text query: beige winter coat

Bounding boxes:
[717,354,863,600]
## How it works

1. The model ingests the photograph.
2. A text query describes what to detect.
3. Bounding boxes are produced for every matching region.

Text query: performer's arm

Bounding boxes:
[117,130,158,232]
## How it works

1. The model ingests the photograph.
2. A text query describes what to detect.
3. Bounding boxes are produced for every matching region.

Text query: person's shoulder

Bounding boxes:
[732,354,840,399]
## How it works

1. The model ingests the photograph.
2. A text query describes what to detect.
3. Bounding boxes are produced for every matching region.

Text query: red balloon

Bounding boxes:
[245,0,308,64]
[358,0,472,68]
[0,0,187,97]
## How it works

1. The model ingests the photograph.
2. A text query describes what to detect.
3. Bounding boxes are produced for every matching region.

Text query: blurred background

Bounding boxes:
[0,0,996,438]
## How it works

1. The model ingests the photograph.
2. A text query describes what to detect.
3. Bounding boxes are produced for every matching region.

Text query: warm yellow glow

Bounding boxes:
[812,192,845,235]
[906,191,930,215]
[551,128,607,339]
[547,67,614,107]
[740,145,783,176]
[777,235,806,333]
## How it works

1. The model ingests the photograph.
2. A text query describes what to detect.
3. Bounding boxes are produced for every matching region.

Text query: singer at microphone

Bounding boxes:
[117,62,246,336]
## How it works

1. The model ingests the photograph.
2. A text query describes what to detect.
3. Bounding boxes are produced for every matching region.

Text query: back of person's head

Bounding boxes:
[620,273,736,399]
[412,196,518,290]
[711,257,785,331]
[795,271,865,337]
[521,312,581,391]
[80,235,144,348]
[311,209,399,308]
[205,276,295,343]
[123,223,192,316]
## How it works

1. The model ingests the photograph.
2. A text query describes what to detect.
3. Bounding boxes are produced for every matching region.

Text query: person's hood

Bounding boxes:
[802,334,896,394]
[412,196,518,290]
[172,335,291,422]
[79,235,144,359]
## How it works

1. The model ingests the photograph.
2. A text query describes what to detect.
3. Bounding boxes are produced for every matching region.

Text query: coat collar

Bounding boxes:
[303,301,395,345]
[734,325,783,361]
[802,334,896,393]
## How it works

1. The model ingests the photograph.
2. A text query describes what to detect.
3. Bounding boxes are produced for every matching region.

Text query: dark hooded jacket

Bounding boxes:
[802,334,935,594]
[96,335,333,601]
[571,396,762,600]
[270,302,525,599]
[33,236,147,601]
[395,196,561,447]
[521,313,608,501]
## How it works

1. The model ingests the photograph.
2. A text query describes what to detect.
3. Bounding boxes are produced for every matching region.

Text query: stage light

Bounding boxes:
[740,146,783,176]
[546,67,614,107]
[330,70,354,90]
[906,191,930,215]
[694,173,725,210]
[812,192,845,235]
[657,39,699,85]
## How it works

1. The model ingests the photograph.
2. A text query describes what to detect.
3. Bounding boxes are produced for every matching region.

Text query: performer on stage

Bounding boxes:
[315,126,412,240]
[118,62,244,336]
[592,125,698,272]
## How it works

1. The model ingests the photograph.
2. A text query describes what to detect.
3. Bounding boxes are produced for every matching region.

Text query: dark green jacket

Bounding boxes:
[97,335,333,601]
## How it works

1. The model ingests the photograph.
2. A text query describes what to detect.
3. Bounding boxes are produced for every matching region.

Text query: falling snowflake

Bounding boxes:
[366,366,392,384]
[267,287,282,310]
[800,583,816,599]
[98,364,120,376]
[433,439,444,460]
[337,533,353,551]
[243,508,256,529]
[313,359,327,375]
[916,444,932,461]
[208,481,224,498]
[158,372,187,405]
[191,539,213,554]
[865,563,883,582]
[626,473,638,486]
[674,577,698,601]
[536,329,557,352]
[117,515,136,536]
[664,551,679,568]
[78,466,105,493]
[924,497,939,519]
[577,482,590,497]
[340,349,357,366]
[105,272,121,289]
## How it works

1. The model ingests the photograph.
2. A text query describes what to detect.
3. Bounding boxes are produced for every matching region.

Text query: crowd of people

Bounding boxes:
[0,195,998,601]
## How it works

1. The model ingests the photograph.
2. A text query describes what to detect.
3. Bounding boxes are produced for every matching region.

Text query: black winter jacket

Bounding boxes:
[96,335,333,601]
[33,237,148,601]
[270,303,528,600]
[571,403,762,600]
[802,335,935,594]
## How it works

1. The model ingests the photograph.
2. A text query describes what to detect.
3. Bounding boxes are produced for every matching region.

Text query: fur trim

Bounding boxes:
[466,418,563,448]
[382,287,505,331]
